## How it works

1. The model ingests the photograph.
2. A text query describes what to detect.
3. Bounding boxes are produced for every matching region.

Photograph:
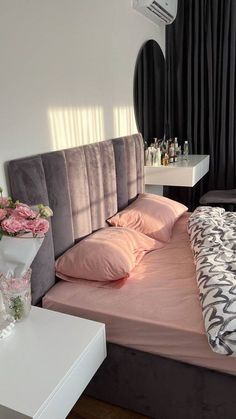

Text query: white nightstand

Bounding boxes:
[0,307,106,419]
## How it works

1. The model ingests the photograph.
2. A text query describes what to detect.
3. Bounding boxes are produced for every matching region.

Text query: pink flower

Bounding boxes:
[0,197,9,207]
[26,218,49,235]
[0,190,52,238]
[1,216,29,234]
[6,208,14,216]
[15,203,36,219]
[0,209,7,221]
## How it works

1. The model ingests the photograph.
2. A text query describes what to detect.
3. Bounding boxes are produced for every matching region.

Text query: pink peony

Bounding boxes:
[0,209,7,221]
[0,197,9,207]
[0,191,52,238]
[6,208,14,216]
[26,218,49,235]
[15,203,36,219]
[1,216,29,234]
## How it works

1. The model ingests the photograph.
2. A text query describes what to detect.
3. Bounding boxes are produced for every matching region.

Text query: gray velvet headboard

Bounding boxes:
[7,134,144,304]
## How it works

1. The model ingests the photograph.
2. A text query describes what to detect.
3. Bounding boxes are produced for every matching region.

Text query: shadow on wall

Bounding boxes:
[48,106,138,150]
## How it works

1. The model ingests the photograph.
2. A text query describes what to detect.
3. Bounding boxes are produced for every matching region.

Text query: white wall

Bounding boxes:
[0,0,165,193]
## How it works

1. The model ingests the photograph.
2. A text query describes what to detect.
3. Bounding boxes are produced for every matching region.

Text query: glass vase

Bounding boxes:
[0,269,32,321]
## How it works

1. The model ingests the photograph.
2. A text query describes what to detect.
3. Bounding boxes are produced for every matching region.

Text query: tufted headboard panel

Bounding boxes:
[7,134,144,304]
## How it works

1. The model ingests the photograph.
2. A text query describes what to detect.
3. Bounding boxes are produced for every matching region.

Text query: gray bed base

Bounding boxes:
[7,134,236,419]
[87,343,236,419]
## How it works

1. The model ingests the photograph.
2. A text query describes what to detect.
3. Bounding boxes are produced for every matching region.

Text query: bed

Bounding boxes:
[7,134,236,419]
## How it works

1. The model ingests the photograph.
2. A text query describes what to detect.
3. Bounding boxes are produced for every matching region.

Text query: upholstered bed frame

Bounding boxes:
[7,134,236,419]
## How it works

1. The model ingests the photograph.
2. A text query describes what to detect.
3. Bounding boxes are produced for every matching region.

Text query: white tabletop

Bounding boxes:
[0,307,106,419]
[145,154,210,187]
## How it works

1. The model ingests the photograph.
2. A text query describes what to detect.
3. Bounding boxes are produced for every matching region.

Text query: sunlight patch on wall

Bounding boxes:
[48,107,105,150]
[113,106,138,137]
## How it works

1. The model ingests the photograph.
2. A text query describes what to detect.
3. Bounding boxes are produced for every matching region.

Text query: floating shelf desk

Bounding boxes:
[145,155,210,194]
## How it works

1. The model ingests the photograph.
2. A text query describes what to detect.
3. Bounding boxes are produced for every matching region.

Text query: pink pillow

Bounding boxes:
[107,193,187,243]
[55,227,162,282]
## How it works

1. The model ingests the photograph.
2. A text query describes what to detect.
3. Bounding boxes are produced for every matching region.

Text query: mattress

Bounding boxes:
[43,213,236,376]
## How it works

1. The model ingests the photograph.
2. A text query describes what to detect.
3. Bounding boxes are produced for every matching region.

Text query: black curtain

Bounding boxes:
[164,0,236,210]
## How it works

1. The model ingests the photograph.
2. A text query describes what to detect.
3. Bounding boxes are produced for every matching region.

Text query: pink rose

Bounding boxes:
[26,218,49,235]
[15,203,36,219]
[6,208,14,216]
[1,216,29,234]
[0,209,7,221]
[0,197,9,207]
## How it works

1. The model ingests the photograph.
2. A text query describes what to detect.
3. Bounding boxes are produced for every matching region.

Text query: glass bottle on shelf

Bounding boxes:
[162,153,169,166]
[174,138,178,162]
[183,141,189,160]
[169,142,174,163]
[153,147,161,167]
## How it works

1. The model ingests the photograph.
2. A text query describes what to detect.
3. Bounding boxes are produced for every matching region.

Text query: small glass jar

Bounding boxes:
[0,269,32,321]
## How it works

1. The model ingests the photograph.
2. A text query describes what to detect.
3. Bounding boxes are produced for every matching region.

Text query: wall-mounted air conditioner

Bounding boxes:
[132,0,178,25]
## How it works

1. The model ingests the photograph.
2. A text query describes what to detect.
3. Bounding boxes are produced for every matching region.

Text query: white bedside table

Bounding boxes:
[0,307,106,419]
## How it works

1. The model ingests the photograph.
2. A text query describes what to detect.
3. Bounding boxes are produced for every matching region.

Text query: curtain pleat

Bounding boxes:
[165,0,236,210]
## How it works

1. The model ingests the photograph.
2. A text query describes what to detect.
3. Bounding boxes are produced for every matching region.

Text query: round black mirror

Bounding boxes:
[134,40,165,145]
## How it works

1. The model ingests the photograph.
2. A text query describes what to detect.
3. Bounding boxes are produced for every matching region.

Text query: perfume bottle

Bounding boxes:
[174,138,178,162]
[153,148,161,166]
[183,141,189,160]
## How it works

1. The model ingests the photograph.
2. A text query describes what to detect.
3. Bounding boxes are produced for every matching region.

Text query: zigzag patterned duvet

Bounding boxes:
[188,206,236,356]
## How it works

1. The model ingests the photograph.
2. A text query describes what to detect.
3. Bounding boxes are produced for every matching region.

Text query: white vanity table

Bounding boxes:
[145,155,210,194]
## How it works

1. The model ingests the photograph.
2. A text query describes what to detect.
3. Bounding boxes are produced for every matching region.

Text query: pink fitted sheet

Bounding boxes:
[43,213,236,376]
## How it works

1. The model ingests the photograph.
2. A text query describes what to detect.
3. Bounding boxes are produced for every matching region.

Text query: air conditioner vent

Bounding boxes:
[132,0,178,25]
[147,2,174,24]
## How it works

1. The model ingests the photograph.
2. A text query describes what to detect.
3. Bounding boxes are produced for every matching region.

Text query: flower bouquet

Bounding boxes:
[0,188,52,321]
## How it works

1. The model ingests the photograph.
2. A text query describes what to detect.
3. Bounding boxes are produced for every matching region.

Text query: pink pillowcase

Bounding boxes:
[55,227,162,282]
[107,193,188,243]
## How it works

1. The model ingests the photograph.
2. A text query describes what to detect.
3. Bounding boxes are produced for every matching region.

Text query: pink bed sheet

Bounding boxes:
[43,213,236,376]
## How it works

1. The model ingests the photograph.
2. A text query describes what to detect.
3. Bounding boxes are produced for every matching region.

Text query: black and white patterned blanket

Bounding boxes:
[188,206,236,356]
